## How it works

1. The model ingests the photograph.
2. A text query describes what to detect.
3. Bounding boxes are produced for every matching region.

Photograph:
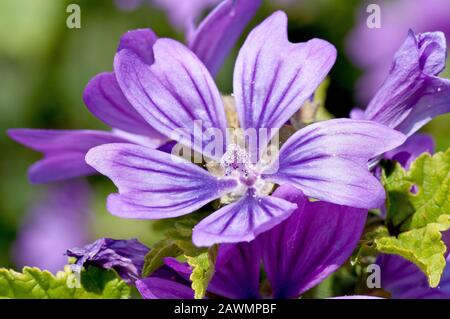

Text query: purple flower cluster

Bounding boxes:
[8,0,450,299]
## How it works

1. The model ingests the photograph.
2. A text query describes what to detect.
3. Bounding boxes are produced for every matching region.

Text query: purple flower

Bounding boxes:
[136,185,368,299]
[377,231,450,299]
[351,30,450,138]
[67,238,150,284]
[13,180,90,273]
[8,0,260,184]
[347,0,450,104]
[86,11,405,247]
[152,0,221,33]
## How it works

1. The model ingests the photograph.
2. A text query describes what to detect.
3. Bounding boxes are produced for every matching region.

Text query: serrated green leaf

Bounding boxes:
[186,247,217,299]
[374,215,450,287]
[0,266,130,299]
[377,149,450,287]
[142,239,183,278]
[383,149,450,230]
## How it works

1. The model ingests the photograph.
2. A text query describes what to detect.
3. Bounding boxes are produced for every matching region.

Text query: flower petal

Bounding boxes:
[208,242,261,299]
[262,119,406,209]
[188,0,262,76]
[114,39,228,160]
[257,185,367,298]
[117,28,158,65]
[377,253,450,299]
[233,11,336,137]
[192,189,297,246]
[7,129,129,183]
[364,31,450,136]
[385,133,435,169]
[136,277,194,299]
[67,238,150,284]
[83,72,165,139]
[85,143,236,219]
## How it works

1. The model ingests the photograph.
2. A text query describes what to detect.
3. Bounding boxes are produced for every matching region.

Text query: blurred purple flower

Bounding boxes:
[67,238,149,284]
[152,0,220,33]
[347,0,450,104]
[136,185,368,299]
[115,0,147,12]
[86,11,404,247]
[13,180,91,273]
[8,0,260,184]
[350,30,450,138]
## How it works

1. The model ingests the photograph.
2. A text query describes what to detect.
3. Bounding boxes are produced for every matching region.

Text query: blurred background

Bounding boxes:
[1,0,449,271]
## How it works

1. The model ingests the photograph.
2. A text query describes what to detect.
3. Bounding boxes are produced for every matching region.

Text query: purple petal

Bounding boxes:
[7,129,129,183]
[377,254,450,299]
[208,242,261,299]
[114,40,228,160]
[117,29,158,65]
[233,11,336,138]
[192,189,297,246]
[364,31,450,137]
[385,133,435,169]
[188,0,262,76]
[256,185,367,298]
[85,143,236,219]
[67,238,150,285]
[262,119,406,209]
[83,72,165,140]
[13,180,91,273]
[136,277,195,299]
[138,258,193,299]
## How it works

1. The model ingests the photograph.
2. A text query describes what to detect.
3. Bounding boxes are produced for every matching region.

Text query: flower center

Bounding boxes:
[208,144,274,204]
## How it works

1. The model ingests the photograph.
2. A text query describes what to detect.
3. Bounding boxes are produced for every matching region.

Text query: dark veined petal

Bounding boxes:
[67,238,150,285]
[7,129,129,183]
[136,277,195,299]
[256,185,367,298]
[364,31,450,137]
[262,119,406,209]
[83,72,165,139]
[114,39,228,160]
[188,0,262,76]
[117,28,158,65]
[86,143,236,219]
[233,11,336,140]
[192,189,297,247]
[207,242,261,299]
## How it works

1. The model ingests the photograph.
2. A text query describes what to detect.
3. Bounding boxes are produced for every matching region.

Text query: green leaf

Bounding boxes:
[377,149,450,287]
[142,239,183,278]
[186,247,218,299]
[0,266,130,299]
[143,214,209,277]
[374,215,450,287]
[383,149,450,230]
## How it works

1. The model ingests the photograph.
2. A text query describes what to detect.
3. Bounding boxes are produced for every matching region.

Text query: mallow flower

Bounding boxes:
[86,11,405,246]
[350,30,450,138]
[136,185,368,299]
[7,0,260,184]
[13,180,91,273]
[347,0,450,104]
